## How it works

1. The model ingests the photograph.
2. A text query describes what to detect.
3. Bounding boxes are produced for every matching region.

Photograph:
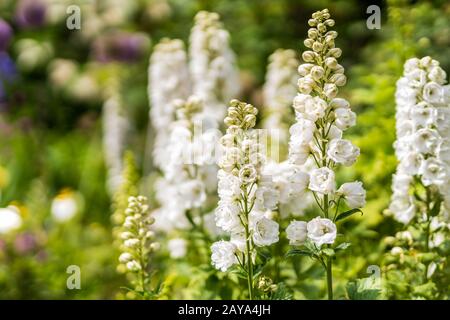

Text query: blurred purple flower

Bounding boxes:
[14,233,37,254]
[0,52,18,106]
[92,32,150,63]
[15,0,46,29]
[0,19,13,51]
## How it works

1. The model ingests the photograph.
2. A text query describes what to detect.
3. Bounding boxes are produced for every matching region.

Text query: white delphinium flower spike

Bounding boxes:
[119,196,159,297]
[284,9,366,300]
[262,49,299,146]
[148,38,190,169]
[390,56,450,225]
[189,11,240,124]
[212,99,280,299]
[102,92,130,194]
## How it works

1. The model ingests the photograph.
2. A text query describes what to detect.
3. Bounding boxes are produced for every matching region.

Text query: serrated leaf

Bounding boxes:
[335,208,363,222]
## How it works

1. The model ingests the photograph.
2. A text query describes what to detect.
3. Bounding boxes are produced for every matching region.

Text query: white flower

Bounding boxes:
[286,220,308,245]
[323,83,338,98]
[330,98,350,110]
[0,207,22,234]
[428,66,447,85]
[255,184,279,211]
[178,179,206,209]
[302,96,327,121]
[327,139,360,166]
[401,152,423,175]
[420,157,448,186]
[126,260,142,272]
[238,164,258,185]
[413,128,441,154]
[211,240,238,272]
[411,102,436,128]
[308,167,335,194]
[307,217,337,246]
[389,196,415,225]
[405,69,427,88]
[288,140,310,165]
[217,170,240,201]
[215,201,243,233]
[334,108,356,130]
[119,252,132,263]
[292,93,311,113]
[251,216,280,246]
[168,238,188,259]
[423,82,443,104]
[289,118,315,144]
[51,193,78,222]
[337,181,366,209]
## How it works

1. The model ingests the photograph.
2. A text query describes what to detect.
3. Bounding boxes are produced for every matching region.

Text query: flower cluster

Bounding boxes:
[262,49,299,142]
[149,12,239,239]
[284,9,365,300]
[119,196,159,279]
[211,100,280,285]
[389,56,450,224]
[189,11,240,123]
[148,38,190,169]
[102,92,130,194]
[152,96,220,233]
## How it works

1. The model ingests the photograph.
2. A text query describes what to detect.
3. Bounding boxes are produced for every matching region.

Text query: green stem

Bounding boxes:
[326,257,333,300]
[243,188,254,300]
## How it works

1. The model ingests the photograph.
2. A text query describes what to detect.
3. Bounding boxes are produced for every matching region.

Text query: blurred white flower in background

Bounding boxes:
[0,206,22,234]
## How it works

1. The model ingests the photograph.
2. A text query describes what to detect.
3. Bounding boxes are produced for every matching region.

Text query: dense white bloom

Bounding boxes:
[168,238,188,259]
[262,49,299,140]
[251,216,280,246]
[327,139,360,166]
[337,181,366,209]
[189,11,239,123]
[0,206,22,234]
[211,240,237,272]
[149,39,190,169]
[308,167,335,195]
[307,217,337,246]
[102,94,129,194]
[391,56,450,224]
[286,220,308,245]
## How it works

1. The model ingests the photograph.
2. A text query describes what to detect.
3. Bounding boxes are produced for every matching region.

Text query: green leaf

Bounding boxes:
[321,248,335,257]
[335,242,351,252]
[335,208,363,222]
[270,283,292,300]
[429,195,442,217]
[346,277,381,300]
[285,249,312,258]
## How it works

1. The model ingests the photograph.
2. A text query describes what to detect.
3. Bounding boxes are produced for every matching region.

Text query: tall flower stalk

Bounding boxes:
[189,11,240,124]
[152,96,219,241]
[211,100,280,299]
[118,196,160,299]
[148,38,190,170]
[386,57,450,292]
[284,9,365,300]
[262,49,299,159]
